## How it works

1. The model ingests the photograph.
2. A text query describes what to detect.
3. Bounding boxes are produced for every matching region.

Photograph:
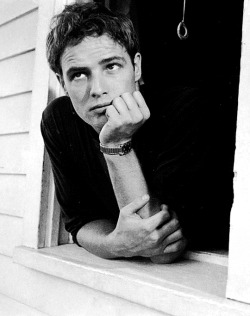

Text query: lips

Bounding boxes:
[91,102,112,111]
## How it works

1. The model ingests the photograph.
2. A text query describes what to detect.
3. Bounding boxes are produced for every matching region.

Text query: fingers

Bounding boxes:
[105,104,121,122]
[146,211,182,249]
[157,214,180,239]
[161,227,183,249]
[145,205,171,230]
[110,91,150,122]
[101,91,150,145]
[119,198,187,258]
[111,96,132,120]
[150,249,186,264]
[163,237,187,254]
[133,91,150,120]
[122,194,150,215]
[146,205,186,254]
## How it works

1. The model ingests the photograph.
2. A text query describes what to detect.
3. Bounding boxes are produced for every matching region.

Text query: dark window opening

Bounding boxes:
[104,0,244,251]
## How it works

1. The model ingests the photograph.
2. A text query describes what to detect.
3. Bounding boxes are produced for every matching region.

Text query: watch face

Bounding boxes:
[121,141,132,155]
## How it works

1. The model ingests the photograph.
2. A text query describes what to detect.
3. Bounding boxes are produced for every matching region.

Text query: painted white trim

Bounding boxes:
[22,0,56,248]
[14,245,250,316]
[37,0,70,248]
[226,0,250,304]
[184,250,228,267]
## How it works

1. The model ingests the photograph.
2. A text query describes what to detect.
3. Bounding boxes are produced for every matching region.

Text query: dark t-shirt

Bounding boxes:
[41,86,232,249]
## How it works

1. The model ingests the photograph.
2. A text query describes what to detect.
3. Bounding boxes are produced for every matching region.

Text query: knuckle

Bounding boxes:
[133,113,143,124]
[143,224,152,235]
[145,110,151,119]
[150,231,159,244]
[172,218,180,228]
[162,209,170,219]
[122,117,133,125]
[161,203,168,210]
[142,108,150,120]
[121,91,130,99]
[176,229,183,239]
[113,95,122,104]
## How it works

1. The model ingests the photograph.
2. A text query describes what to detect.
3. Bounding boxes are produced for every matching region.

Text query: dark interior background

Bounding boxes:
[109,0,244,174]
[133,1,243,88]
[107,0,244,248]
[136,0,243,178]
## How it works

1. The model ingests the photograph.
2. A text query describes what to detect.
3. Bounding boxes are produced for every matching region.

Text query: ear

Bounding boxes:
[133,53,142,83]
[56,73,68,95]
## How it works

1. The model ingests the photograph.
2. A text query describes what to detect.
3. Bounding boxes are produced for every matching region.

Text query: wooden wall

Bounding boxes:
[0,0,38,257]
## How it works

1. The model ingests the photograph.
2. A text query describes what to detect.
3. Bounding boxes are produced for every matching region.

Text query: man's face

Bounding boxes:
[60,34,141,133]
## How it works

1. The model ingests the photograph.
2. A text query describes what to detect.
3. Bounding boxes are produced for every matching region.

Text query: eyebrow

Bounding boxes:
[99,56,126,65]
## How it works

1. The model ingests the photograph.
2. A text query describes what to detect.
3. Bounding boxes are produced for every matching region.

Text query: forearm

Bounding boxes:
[103,149,188,263]
[76,219,119,259]
[104,149,160,218]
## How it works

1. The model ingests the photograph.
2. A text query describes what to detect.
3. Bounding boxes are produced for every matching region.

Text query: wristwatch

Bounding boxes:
[100,140,132,156]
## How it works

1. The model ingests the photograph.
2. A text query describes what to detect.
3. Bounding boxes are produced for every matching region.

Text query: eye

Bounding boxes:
[72,72,87,81]
[106,63,121,72]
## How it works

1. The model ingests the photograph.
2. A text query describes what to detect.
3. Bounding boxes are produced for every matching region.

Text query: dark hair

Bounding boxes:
[46,2,140,75]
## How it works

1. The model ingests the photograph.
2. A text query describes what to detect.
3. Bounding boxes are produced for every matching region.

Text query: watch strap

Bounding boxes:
[100,140,132,156]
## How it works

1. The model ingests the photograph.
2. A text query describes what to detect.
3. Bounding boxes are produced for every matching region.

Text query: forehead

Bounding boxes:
[61,34,129,70]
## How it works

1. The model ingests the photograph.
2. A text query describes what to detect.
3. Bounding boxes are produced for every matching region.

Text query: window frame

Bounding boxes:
[22,0,250,306]
[226,0,250,303]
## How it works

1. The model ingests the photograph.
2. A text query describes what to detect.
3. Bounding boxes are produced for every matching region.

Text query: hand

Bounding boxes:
[108,196,184,258]
[99,91,150,146]
[150,209,187,264]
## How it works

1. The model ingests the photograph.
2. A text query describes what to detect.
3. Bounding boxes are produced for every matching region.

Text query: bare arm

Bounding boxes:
[103,149,157,218]
[98,91,187,262]
[76,92,185,261]
[99,91,155,216]
[76,195,176,259]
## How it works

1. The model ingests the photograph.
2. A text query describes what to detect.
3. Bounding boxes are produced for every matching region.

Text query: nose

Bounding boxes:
[90,73,107,98]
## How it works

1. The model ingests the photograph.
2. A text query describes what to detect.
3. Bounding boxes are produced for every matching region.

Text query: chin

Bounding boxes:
[92,117,107,134]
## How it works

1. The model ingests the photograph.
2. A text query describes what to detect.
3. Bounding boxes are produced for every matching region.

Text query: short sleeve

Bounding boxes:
[40,97,109,244]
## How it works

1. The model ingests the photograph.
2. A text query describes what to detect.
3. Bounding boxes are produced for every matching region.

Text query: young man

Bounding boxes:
[41,2,230,263]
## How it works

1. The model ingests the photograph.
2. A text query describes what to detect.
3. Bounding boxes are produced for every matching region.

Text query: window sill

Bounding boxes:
[13,244,250,316]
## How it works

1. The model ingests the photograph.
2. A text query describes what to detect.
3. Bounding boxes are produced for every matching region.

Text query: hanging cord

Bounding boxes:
[177,0,188,40]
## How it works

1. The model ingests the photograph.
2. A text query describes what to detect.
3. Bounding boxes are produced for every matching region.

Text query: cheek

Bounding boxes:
[67,86,89,111]
[68,84,85,98]
[67,89,88,117]
[113,73,136,94]
[126,70,137,90]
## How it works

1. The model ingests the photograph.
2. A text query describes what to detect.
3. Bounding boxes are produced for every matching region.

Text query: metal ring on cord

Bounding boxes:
[177,21,188,40]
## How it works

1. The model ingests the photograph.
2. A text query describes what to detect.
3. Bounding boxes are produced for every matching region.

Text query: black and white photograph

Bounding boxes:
[0,0,249,315]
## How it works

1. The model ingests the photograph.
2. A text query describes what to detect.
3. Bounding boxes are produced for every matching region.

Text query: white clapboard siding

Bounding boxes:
[0,51,35,97]
[0,93,31,134]
[0,0,38,26]
[0,10,38,61]
[0,175,26,217]
[0,293,47,316]
[0,133,29,175]
[0,215,23,257]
